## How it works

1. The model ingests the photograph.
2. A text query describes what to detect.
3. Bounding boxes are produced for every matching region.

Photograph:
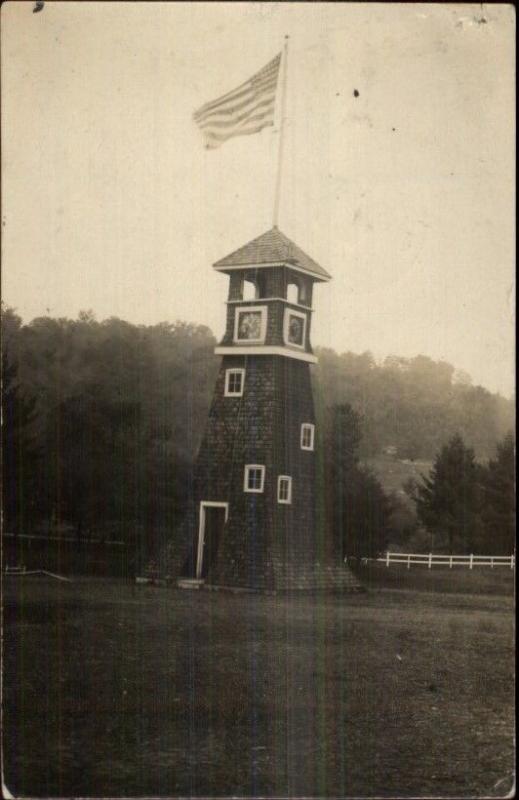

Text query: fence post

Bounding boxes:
[386,551,390,567]
[511,554,515,570]
[490,557,494,569]
[469,553,473,570]
[449,555,453,569]
[407,554,411,570]
[428,553,432,570]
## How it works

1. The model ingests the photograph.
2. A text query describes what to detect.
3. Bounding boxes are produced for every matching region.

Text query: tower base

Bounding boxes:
[268,562,364,592]
[151,527,364,593]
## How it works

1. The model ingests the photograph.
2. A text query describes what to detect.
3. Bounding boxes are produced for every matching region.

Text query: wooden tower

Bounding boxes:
[162,227,361,591]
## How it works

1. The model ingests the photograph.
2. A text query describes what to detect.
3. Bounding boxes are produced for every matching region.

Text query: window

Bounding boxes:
[241,274,267,300]
[225,368,245,397]
[301,423,315,451]
[244,465,265,493]
[242,278,259,300]
[234,306,267,344]
[286,278,309,306]
[283,308,307,349]
[277,475,292,504]
[286,282,299,304]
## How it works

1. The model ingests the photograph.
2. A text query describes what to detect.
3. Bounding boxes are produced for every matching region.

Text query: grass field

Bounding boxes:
[3,571,514,798]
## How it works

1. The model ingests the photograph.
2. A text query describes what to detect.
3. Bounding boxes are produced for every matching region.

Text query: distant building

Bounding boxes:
[160,227,361,591]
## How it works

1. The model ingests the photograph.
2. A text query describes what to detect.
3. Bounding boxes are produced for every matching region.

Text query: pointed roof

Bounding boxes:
[213,227,332,281]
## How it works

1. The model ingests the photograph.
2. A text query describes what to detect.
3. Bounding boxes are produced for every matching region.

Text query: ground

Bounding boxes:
[3,568,514,798]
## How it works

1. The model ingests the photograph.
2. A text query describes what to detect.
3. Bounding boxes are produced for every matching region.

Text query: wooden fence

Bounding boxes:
[347,552,515,569]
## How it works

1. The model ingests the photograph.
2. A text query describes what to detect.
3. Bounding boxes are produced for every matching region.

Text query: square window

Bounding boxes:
[234,306,267,343]
[225,368,245,397]
[244,465,265,493]
[277,475,292,504]
[301,423,315,451]
[283,308,307,349]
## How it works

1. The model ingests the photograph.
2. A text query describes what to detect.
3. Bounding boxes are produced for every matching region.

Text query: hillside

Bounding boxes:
[363,455,432,506]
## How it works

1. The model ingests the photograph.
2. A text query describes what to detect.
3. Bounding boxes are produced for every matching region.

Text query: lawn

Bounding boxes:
[3,573,514,798]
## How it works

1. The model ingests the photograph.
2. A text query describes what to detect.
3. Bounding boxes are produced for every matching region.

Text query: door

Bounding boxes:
[196,503,228,580]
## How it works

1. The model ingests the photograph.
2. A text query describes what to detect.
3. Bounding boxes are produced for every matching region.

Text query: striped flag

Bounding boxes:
[193,53,281,150]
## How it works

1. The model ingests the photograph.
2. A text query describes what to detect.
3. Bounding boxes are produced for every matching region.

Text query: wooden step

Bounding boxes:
[177,578,205,590]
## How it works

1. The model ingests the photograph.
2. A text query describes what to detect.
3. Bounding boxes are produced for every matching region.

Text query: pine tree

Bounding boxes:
[481,433,515,555]
[324,403,392,558]
[411,434,484,553]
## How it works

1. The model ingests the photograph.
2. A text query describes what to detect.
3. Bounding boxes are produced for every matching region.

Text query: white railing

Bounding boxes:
[347,552,515,569]
[2,532,126,546]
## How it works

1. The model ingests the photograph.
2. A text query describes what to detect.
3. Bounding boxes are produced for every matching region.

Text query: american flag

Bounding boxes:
[193,53,282,150]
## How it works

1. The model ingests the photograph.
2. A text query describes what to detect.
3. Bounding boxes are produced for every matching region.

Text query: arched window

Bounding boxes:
[299,280,309,304]
[243,278,259,300]
[286,282,299,304]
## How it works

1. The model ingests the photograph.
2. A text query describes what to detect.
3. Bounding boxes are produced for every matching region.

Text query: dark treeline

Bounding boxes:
[2,307,514,558]
[2,308,218,555]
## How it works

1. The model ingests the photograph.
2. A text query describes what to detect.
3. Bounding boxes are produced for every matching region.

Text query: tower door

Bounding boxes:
[196,502,228,580]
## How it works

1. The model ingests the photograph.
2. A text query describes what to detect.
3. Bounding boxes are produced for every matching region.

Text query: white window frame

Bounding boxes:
[224,368,245,397]
[300,423,315,451]
[277,475,292,505]
[283,308,307,350]
[234,305,268,344]
[243,464,266,493]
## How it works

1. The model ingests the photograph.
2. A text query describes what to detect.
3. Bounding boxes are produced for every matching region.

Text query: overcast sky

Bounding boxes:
[2,2,515,396]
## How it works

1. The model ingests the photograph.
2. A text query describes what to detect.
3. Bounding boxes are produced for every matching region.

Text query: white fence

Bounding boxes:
[348,552,515,569]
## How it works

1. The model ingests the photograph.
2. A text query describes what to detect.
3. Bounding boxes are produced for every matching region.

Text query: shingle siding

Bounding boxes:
[161,355,362,591]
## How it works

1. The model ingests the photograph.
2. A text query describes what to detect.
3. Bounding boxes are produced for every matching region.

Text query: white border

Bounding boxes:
[214,345,318,364]
[283,308,307,350]
[300,423,315,451]
[243,464,265,493]
[213,260,331,283]
[227,298,313,312]
[277,475,292,504]
[234,305,267,344]
[196,501,229,580]
[224,367,245,397]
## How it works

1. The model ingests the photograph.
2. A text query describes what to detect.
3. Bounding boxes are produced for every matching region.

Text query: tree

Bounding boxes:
[1,306,40,538]
[341,466,394,558]
[323,403,392,559]
[1,311,216,554]
[480,433,515,555]
[409,434,484,553]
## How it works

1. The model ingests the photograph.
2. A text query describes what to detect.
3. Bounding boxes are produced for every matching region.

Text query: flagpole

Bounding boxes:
[273,36,289,229]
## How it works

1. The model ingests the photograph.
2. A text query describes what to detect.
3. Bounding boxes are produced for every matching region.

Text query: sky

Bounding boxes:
[1,2,515,396]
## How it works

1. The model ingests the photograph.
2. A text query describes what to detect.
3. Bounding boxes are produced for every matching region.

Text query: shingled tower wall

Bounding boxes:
[162,228,362,592]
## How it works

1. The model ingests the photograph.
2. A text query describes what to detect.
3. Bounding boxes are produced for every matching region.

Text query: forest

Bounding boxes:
[2,307,515,562]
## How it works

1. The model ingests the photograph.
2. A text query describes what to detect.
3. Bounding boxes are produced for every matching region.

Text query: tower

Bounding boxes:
[164,227,361,592]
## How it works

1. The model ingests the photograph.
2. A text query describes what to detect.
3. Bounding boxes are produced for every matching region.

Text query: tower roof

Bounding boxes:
[213,227,332,282]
